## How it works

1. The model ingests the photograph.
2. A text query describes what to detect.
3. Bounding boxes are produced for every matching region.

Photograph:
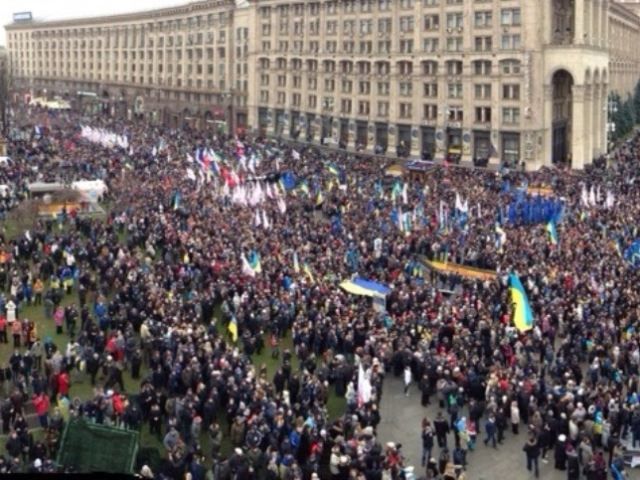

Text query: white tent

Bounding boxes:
[72,180,108,203]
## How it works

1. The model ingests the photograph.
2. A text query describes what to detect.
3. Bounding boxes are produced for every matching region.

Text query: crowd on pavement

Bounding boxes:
[0,103,636,480]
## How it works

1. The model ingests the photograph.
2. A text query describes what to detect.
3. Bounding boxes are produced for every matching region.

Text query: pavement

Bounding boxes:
[378,376,566,480]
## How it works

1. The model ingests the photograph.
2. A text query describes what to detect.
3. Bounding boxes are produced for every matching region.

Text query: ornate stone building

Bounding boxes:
[5,0,640,169]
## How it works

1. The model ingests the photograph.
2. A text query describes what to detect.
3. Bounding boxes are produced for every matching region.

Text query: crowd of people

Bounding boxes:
[0,102,636,480]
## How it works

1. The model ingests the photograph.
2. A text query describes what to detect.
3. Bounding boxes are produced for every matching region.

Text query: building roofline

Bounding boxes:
[4,0,235,30]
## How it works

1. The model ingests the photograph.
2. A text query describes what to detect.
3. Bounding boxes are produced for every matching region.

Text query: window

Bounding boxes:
[500,59,521,74]
[399,81,413,97]
[422,61,438,75]
[423,104,438,120]
[423,38,439,52]
[400,16,415,33]
[502,84,520,100]
[379,0,391,11]
[378,40,391,53]
[342,80,353,93]
[446,60,463,75]
[292,93,301,107]
[399,102,413,118]
[446,13,463,28]
[501,8,521,26]
[378,82,390,95]
[473,60,492,76]
[378,18,392,33]
[359,81,371,94]
[502,107,520,124]
[448,107,463,122]
[308,78,317,90]
[475,107,491,123]
[308,95,317,109]
[260,90,269,103]
[341,99,352,114]
[448,83,463,99]
[474,84,492,99]
[474,11,492,28]
[358,101,370,115]
[423,83,438,97]
[501,34,521,50]
[327,21,338,35]
[325,79,335,91]
[446,37,463,52]
[474,36,492,52]
[360,19,373,34]
[424,15,440,30]
[400,39,414,53]
[400,0,414,8]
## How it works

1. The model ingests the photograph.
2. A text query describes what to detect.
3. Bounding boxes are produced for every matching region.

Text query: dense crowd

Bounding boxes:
[0,103,636,480]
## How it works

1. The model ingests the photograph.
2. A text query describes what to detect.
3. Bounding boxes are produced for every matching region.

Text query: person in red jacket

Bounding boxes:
[32,392,50,428]
[57,371,70,398]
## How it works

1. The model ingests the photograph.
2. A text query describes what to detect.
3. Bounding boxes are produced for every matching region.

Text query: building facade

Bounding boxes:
[5,0,249,132]
[5,0,640,169]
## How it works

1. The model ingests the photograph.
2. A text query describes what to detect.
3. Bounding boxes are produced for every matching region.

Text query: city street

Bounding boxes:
[378,376,566,480]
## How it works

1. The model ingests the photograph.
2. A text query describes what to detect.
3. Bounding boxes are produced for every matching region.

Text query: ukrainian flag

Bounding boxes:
[299,181,310,197]
[248,251,262,273]
[316,190,324,206]
[326,163,340,176]
[508,273,534,332]
[228,316,238,343]
[546,220,558,245]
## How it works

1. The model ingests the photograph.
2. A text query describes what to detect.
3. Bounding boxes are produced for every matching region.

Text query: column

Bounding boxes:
[410,126,420,157]
[331,118,339,144]
[584,85,592,162]
[591,0,599,46]
[601,0,608,47]
[366,122,376,154]
[574,0,585,44]
[592,84,602,156]
[347,119,356,150]
[388,124,397,155]
[266,109,275,136]
[542,84,554,169]
[571,85,586,169]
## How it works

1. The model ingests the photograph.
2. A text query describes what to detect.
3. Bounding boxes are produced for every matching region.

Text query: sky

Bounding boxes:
[0,0,188,45]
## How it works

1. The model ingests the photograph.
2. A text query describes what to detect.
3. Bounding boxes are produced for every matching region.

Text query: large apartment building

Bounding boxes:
[5,0,640,169]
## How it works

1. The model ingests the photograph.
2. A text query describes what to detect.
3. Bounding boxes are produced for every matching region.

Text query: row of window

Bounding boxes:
[259,59,522,77]
[258,33,522,54]
[261,9,521,37]
[260,0,511,17]
[258,91,522,124]
[260,75,521,100]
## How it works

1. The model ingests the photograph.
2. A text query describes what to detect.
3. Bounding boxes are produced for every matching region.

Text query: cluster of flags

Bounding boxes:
[80,125,129,150]
[581,184,615,209]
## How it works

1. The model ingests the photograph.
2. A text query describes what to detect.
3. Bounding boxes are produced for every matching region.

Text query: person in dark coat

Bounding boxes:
[554,434,567,471]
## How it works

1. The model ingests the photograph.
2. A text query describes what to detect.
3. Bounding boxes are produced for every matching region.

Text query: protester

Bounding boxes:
[0,101,635,480]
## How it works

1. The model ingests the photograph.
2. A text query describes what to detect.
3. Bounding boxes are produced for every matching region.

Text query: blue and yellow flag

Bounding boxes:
[316,190,324,206]
[508,273,534,332]
[228,316,238,342]
[546,220,558,245]
[293,251,300,273]
[248,251,262,273]
[299,181,310,197]
[326,163,340,176]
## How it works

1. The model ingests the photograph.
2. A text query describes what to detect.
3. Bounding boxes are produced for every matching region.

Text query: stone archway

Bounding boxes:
[551,69,574,165]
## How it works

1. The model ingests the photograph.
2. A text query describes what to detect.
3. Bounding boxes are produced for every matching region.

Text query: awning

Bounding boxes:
[339,277,392,299]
